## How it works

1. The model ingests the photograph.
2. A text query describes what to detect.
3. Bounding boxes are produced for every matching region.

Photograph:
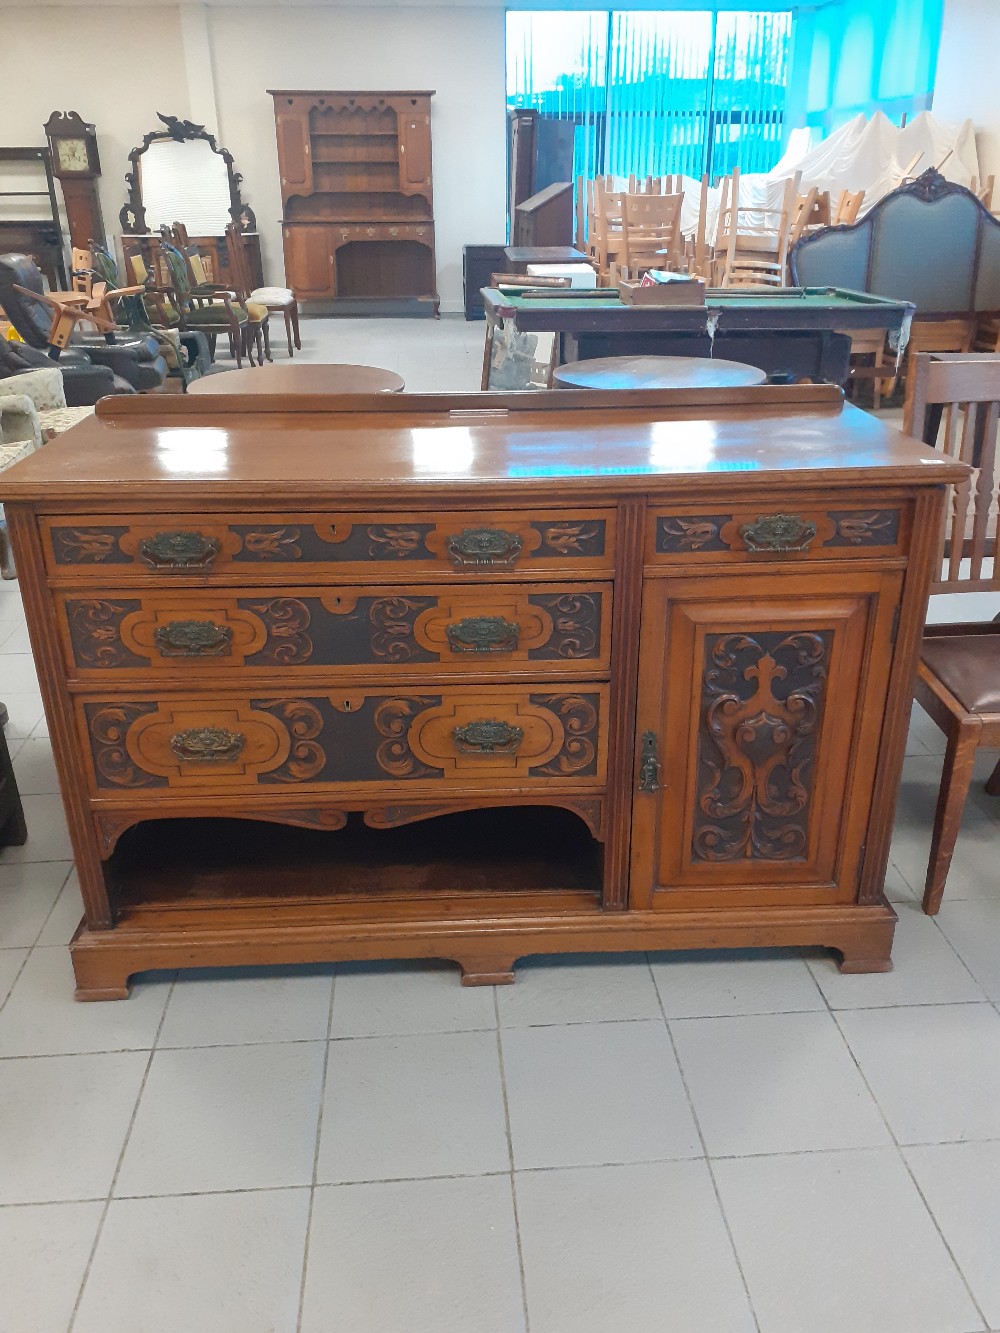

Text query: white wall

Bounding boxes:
[0,1,508,311]
[934,0,1000,180]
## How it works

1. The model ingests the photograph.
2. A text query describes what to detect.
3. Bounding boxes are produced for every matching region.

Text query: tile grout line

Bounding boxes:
[493,986,532,1333]
[820,983,992,1330]
[646,952,764,1333]
[295,968,337,1333]
[66,972,177,1333]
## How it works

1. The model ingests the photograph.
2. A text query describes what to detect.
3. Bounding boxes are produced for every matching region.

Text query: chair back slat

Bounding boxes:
[911,352,1000,593]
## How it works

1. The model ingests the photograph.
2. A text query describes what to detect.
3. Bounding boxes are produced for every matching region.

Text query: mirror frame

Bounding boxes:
[119,112,256,234]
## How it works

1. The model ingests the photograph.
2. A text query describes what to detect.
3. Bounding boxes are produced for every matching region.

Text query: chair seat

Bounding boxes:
[921,632,1000,714]
[188,304,248,325]
[250,287,295,307]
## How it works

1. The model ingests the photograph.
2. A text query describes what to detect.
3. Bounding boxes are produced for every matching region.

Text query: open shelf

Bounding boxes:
[108,806,603,911]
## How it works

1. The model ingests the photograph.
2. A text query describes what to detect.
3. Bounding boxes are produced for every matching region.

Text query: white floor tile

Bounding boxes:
[908,702,947,755]
[837,1003,1000,1144]
[0,947,171,1055]
[35,867,83,946]
[115,1042,325,1196]
[158,965,333,1047]
[301,1176,526,1333]
[936,899,1000,999]
[497,954,663,1026]
[330,959,496,1037]
[0,624,32,653]
[0,946,27,1003]
[714,1148,980,1333]
[883,860,916,902]
[0,794,72,863]
[0,1200,104,1333]
[11,737,59,795]
[0,1051,147,1203]
[806,899,984,1008]
[502,1020,701,1169]
[671,1010,890,1157]
[0,654,39,693]
[905,1141,1000,1327]
[0,860,72,947]
[74,1189,310,1333]
[318,1029,508,1182]
[651,948,824,1019]
[516,1160,756,1333]
[891,755,1000,902]
[2,693,45,740]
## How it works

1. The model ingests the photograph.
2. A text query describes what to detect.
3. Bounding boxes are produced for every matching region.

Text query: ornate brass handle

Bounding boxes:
[445,617,520,654]
[453,719,524,754]
[155,620,233,657]
[170,727,245,763]
[447,527,523,568]
[740,514,817,553]
[638,730,660,792]
[139,531,221,569]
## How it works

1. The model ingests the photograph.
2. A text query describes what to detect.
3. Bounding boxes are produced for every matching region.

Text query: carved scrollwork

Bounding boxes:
[244,598,313,665]
[656,516,729,552]
[370,597,435,661]
[53,528,122,564]
[155,620,233,657]
[531,594,598,658]
[87,703,165,788]
[239,527,302,560]
[536,521,604,557]
[830,511,899,546]
[530,693,600,777]
[367,526,426,559]
[373,697,439,778]
[693,632,830,862]
[254,699,326,781]
[68,599,143,668]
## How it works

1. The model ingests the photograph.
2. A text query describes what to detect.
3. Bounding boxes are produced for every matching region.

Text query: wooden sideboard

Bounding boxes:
[3,387,964,999]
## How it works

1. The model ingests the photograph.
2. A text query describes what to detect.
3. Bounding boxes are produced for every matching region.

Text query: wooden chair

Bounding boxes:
[620,191,684,277]
[156,235,251,369]
[971,176,995,210]
[901,320,976,435]
[714,169,802,287]
[840,327,891,411]
[593,186,627,283]
[833,189,866,225]
[226,223,300,358]
[909,352,1000,913]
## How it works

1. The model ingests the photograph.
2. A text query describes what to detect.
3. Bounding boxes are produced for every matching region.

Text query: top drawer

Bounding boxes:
[42,510,616,583]
[647,498,910,566]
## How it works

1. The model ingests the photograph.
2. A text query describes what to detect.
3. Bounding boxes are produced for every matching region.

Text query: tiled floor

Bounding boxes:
[2,319,1000,1332]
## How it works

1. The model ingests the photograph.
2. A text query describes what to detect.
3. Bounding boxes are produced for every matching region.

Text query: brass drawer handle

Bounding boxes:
[453,719,524,754]
[170,727,245,763]
[155,620,233,657]
[638,730,660,792]
[447,527,523,567]
[740,513,817,553]
[445,617,520,653]
[139,531,221,569]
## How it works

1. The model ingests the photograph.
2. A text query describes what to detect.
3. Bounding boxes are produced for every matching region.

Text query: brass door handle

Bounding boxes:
[155,620,233,657]
[638,730,660,792]
[170,727,245,762]
[453,720,524,754]
[445,617,520,653]
[139,530,221,569]
[740,514,817,553]
[447,528,523,567]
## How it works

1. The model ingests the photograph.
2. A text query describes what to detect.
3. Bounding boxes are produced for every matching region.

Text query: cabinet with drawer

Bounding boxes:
[3,386,966,998]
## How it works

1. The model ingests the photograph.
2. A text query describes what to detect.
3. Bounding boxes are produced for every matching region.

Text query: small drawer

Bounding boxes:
[56,584,611,681]
[42,510,615,583]
[78,686,609,796]
[647,501,909,565]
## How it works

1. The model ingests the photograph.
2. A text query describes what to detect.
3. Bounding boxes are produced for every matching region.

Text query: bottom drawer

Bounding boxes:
[79,686,608,796]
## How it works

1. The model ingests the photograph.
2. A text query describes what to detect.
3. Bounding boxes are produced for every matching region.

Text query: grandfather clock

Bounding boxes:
[44,111,106,250]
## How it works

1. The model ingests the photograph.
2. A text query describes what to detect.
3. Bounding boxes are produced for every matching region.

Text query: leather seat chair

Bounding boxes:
[0,253,168,392]
[0,330,131,406]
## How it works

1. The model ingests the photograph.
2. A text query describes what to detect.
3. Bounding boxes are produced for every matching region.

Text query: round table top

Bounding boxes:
[188,363,405,395]
[552,355,767,391]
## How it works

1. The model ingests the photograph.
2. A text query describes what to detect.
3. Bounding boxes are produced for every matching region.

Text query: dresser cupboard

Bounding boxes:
[3,387,964,998]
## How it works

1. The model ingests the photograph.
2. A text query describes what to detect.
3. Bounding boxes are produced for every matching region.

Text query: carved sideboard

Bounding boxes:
[3,386,965,998]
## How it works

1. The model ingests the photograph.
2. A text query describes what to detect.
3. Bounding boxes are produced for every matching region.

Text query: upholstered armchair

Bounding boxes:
[0,330,126,406]
[0,366,62,578]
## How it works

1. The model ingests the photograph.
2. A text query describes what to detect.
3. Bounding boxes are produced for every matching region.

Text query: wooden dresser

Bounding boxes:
[3,387,964,999]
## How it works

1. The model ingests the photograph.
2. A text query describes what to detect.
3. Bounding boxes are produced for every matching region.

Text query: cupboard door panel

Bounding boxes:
[283,226,334,298]
[275,113,312,193]
[398,113,432,195]
[631,570,901,909]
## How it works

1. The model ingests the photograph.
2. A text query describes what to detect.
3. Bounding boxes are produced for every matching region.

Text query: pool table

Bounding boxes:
[480,286,915,388]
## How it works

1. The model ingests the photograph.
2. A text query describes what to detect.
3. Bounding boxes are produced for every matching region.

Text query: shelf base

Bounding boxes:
[69,900,897,999]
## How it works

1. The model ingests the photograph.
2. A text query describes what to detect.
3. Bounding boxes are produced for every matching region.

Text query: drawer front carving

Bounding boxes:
[79,687,608,794]
[649,504,905,564]
[43,510,614,582]
[57,586,610,679]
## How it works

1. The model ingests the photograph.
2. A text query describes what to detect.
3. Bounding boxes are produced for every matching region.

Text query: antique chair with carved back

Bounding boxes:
[909,351,1000,913]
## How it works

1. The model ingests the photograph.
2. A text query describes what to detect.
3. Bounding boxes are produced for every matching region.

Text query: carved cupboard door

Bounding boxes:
[398,112,432,197]
[282,226,335,299]
[275,112,313,194]
[631,569,902,909]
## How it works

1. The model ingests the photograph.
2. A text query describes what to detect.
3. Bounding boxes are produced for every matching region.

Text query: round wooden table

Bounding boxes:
[552,355,767,391]
[188,363,405,395]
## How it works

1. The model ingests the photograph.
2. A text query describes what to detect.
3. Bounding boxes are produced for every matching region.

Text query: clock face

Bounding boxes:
[56,138,90,173]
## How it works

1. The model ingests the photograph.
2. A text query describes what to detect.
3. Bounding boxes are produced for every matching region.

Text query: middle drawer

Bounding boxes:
[55,584,611,682]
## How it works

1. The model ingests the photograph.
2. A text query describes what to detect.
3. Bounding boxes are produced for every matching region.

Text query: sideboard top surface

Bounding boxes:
[2,387,965,505]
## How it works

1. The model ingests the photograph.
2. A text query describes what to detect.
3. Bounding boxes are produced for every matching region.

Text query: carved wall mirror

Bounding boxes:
[119,113,256,235]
